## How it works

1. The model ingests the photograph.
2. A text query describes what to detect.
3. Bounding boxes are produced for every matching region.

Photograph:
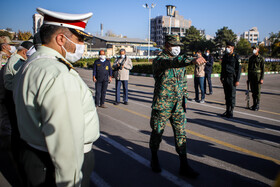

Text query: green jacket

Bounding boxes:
[248,54,265,81]
[13,46,100,187]
[4,53,25,91]
[152,50,193,110]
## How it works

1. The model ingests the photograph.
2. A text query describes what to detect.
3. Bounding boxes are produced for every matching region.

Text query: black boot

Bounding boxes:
[221,105,229,117]
[250,98,257,110]
[179,154,199,179]
[150,151,162,173]
[254,102,259,111]
[227,106,233,118]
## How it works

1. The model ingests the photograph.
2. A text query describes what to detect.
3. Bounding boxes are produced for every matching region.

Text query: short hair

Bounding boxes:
[0,43,5,51]
[39,24,72,44]
[99,50,105,55]
[197,50,202,54]
[119,49,126,53]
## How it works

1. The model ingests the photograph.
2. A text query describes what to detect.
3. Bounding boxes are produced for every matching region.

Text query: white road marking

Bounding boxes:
[91,172,111,187]
[100,133,193,187]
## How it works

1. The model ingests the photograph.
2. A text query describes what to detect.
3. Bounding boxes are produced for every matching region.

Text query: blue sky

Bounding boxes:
[1,0,280,41]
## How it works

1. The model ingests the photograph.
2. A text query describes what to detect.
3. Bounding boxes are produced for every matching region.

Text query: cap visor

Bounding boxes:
[71,29,93,39]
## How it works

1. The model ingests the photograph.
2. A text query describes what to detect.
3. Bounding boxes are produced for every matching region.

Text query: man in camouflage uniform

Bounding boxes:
[149,34,205,178]
[220,41,241,118]
[248,45,265,111]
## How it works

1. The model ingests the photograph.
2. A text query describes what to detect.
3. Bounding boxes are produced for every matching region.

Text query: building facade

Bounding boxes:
[33,14,44,34]
[150,10,191,47]
[241,27,259,45]
[84,36,155,58]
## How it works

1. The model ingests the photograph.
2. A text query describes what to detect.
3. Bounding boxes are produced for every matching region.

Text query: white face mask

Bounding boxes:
[205,53,209,56]
[100,55,106,61]
[9,46,17,54]
[62,35,85,63]
[226,47,232,54]
[253,49,258,54]
[121,54,125,59]
[26,46,36,57]
[170,46,181,56]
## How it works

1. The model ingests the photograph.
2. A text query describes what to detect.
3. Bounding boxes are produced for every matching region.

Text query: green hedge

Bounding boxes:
[74,58,280,74]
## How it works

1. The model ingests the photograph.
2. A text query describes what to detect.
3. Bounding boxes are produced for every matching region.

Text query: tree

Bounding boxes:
[214,27,237,48]
[235,38,252,56]
[18,30,32,41]
[182,26,202,53]
[259,43,269,57]
[269,31,280,57]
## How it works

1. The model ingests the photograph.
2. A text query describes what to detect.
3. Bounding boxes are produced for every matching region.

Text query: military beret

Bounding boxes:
[165,34,183,46]
[37,7,93,38]
[226,41,235,47]
[20,41,34,50]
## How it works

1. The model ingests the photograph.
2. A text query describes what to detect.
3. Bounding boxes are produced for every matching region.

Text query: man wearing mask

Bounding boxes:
[13,7,100,187]
[220,41,241,118]
[149,34,205,179]
[203,49,214,95]
[3,41,35,176]
[193,51,206,103]
[248,45,264,111]
[0,36,16,69]
[93,50,112,108]
[112,49,133,105]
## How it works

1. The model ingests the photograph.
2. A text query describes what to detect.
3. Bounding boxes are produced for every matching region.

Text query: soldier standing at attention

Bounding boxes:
[149,34,205,178]
[13,7,100,187]
[248,45,265,111]
[93,50,112,108]
[220,41,241,118]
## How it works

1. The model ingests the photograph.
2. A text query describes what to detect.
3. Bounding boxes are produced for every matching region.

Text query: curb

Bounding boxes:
[130,72,280,79]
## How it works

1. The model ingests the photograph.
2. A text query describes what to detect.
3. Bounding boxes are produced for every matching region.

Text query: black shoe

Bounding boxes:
[254,104,259,111]
[179,165,200,179]
[123,101,128,105]
[100,104,107,108]
[150,159,162,173]
[113,102,120,105]
[226,112,233,118]
[221,111,228,117]
[150,151,162,173]
[209,92,213,95]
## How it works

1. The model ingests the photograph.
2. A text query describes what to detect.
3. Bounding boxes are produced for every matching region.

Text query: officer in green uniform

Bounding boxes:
[149,34,205,179]
[13,8,99,187]
[248,45,265,111]
[220,41,241,118]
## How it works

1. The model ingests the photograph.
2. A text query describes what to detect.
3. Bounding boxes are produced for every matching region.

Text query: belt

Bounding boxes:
[28,143,93,153]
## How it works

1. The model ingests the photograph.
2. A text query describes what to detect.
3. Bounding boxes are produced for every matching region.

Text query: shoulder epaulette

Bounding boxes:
[56,57,73,70]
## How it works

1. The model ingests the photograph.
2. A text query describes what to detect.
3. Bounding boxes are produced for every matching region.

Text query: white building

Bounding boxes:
[33,14,44,34]
[263,37,271,47]
[241,27,259,45]
[150,10,191,46]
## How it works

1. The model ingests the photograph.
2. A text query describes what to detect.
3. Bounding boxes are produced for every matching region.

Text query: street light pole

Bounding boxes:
[166,5,176,34]
[143,3,156,62]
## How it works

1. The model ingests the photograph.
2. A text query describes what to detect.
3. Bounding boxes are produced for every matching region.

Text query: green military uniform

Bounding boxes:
[4,53,25,91]
[150,48,193,155]
[221,52,241,116]
[248,53,264,110]
[13,46,100,186]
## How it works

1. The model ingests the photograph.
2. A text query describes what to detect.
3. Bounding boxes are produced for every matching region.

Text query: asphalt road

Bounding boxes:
[1,68,279,187]
[77,68,280,187]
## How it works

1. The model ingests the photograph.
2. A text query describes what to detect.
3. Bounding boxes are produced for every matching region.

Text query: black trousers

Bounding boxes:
[204,72,213,93]
[20,143,95,187]
[223,75,236,108]
[95,80,109,106]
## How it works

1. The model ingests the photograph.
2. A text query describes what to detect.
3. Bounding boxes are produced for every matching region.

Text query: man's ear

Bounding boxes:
[56,34,66,46]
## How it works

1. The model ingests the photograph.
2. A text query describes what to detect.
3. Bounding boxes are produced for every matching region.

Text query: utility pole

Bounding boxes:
[143,3,156,62]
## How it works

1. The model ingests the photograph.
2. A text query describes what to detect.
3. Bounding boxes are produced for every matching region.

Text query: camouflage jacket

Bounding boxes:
[152,50,193,110]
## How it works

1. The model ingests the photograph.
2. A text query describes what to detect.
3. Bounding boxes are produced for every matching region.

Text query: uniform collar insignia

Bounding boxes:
[56,57,74,70]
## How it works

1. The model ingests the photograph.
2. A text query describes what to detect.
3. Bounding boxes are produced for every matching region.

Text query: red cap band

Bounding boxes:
[44,15,86,29]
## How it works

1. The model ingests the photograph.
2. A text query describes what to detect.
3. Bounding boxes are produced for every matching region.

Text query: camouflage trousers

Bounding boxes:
[149,102,186,155]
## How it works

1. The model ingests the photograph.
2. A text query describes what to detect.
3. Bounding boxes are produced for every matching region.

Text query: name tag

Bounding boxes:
[97,64,101,67]
[106,66,109,70]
